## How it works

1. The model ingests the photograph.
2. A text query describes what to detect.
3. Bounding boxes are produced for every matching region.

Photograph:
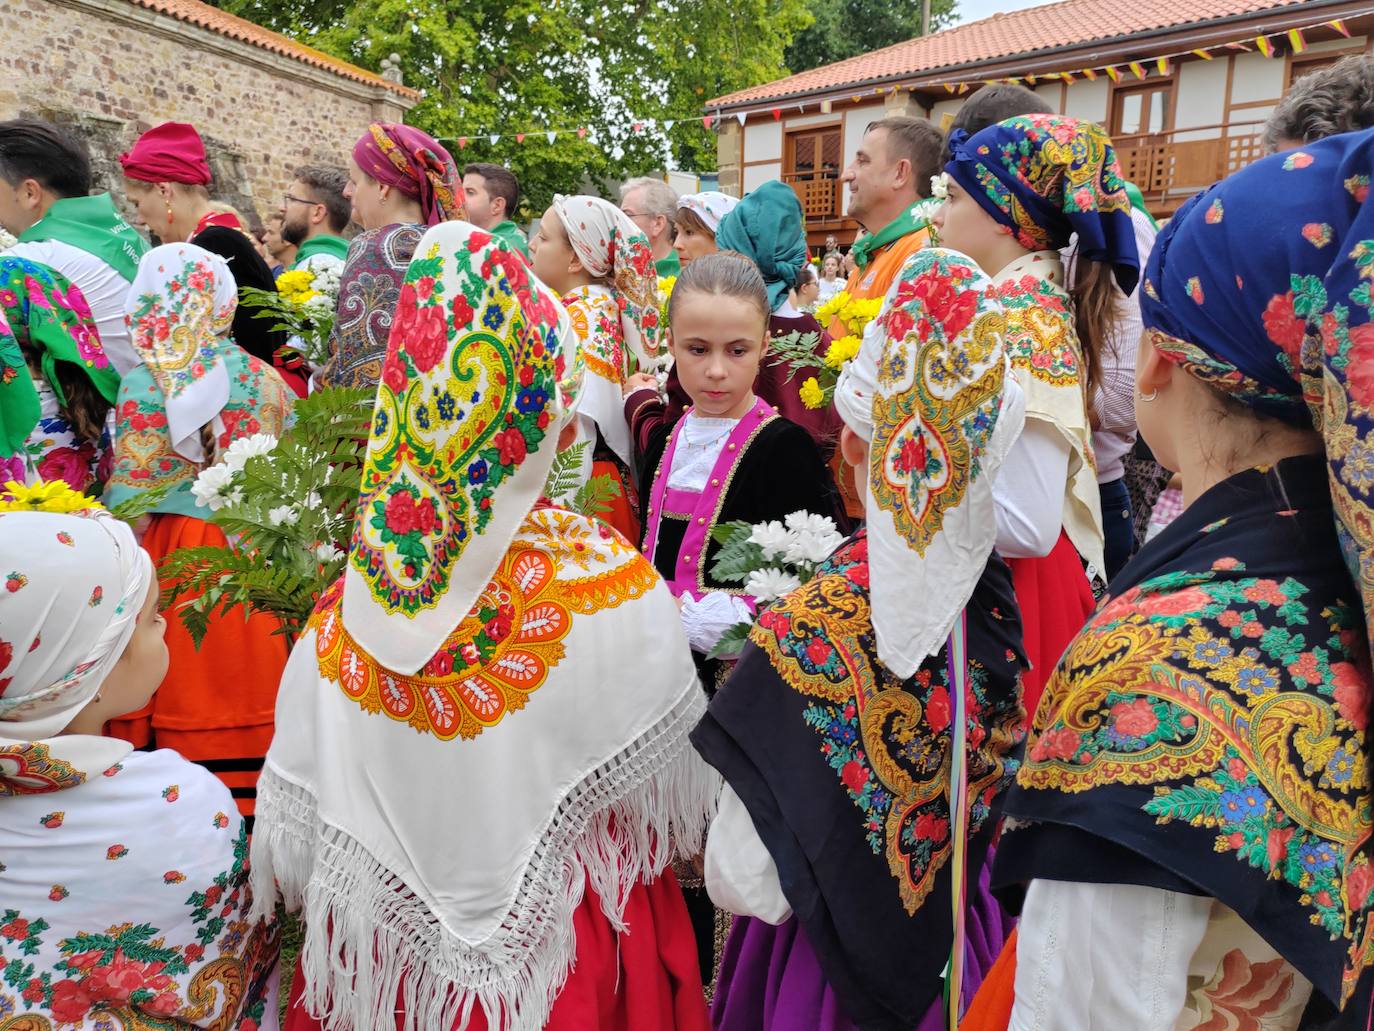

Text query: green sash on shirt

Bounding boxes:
[16,194,148,282]
[654,249,680,278]
[490,220,531,261]
[1123,181,1160,231]
[850,198,939,271]
[292,234,351,267]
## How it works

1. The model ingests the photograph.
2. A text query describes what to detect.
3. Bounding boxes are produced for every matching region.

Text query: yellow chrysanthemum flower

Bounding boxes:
[823,335,862,371]
[814,291,850,326]
[799,377,825,410]
[275,269,315,295]
[840,297,884,336]
[0,479,103,514]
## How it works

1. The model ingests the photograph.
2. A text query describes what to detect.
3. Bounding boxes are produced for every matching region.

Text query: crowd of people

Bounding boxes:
[1,50,1374,1031]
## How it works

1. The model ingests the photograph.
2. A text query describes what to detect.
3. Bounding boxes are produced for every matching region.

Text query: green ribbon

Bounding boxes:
[850,198,940,271]
[17,194,148,282]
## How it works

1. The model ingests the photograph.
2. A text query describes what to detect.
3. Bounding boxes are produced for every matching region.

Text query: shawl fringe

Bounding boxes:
[251,680,716,1031]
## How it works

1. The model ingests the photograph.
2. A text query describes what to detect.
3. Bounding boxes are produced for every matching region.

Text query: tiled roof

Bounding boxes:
[711,0,1312,106]
[127,0,418,98]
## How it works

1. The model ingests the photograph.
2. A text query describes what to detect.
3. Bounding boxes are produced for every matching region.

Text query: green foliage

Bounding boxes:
[214,0,812,207]
[767,329,826,386]
[707,620,753,660]
[108,478,178,524]
[709,520,765,583]
[572,472,623,522]
[160,387,374,645]
[785,0,956,73]
[544,440,625,520]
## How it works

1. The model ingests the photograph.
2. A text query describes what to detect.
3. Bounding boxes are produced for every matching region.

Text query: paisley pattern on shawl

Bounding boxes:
[945,114,1139,292]
[993,251,1103,576]
[1006,456,1374,1008]
[316,223,424,390]
[104,344,293,518]
[750,531,1024,912]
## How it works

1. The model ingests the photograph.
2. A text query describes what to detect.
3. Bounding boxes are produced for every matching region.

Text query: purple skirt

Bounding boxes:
[710,861,1009,1031]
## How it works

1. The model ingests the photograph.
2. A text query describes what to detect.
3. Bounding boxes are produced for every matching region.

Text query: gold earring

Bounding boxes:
[165,201,174,226]
[1138,388,1158,403]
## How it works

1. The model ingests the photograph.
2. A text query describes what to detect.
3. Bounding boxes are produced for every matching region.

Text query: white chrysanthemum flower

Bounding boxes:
[745,567,802,604]
[268,505,298,527]
[314,542,344,562]
[748,520,791,561]
[930,173,949,201]
[784,511,837,538]
[221,432,279,473]
[0,227,16,250]
[784,530,845,566]
[190,463,235,509]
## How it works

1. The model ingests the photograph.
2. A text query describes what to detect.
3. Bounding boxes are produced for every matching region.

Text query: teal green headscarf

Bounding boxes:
[714,180,808,312]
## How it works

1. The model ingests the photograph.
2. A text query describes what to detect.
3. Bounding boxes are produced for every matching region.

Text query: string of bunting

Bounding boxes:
[434,113,727,151]
[712,12,1363,119]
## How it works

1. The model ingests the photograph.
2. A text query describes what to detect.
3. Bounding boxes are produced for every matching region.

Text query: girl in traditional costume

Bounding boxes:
[316,123,461,390]
[626,182,840,456]
[0,488,279,1028]
[673,191,739,267]
[938,114,1139,720]
[250,220,719,1031]
[988,125,1374,1029]
[693,246,1027,1031]
[104,243,294,830]
[0,256,120,493]
[529,194,661,541]
[119,122,298,393]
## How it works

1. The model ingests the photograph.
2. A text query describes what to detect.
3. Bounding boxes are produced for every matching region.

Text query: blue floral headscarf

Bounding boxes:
[945,114,1139,294]
[1140,126,1374,649]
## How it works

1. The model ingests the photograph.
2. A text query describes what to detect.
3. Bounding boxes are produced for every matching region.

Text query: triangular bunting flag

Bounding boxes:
[771,107,782,120]
[1082,68,1098,81]
[1227,41,1252,51]
[489,134,500,146]
[957,82,969,94]
[1059,71,1074,83]
[458,137,468,149]
[577,126,588,139]
[735,111,747,125]
[1128,61,1145,79]
[702,116,713,130]
[546,131,557,143]
[1006,76,1022,84]
[1105,66,1120,82]
[664,120,675,132]
[1330,18,1351,37]
[1025,73,1037,84]
[632,121,643,133]
[516,133,526,143]
[944,83,956,93]
[1191,48,1214,60]
[1287,28,1306,53]
[1256,35,1274,57]
[1156,57,1170,75]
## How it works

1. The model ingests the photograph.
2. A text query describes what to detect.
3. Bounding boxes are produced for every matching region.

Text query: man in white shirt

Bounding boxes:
[0,118,148,375]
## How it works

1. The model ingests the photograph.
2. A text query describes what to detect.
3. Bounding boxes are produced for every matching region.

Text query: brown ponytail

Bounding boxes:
[1067,254,1122,410]
[19,341,112,446]
[198,423,218,467]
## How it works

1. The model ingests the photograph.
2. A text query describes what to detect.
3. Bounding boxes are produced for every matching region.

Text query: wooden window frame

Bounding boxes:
[1284,44,1370,90]
[1107,73,1178,144]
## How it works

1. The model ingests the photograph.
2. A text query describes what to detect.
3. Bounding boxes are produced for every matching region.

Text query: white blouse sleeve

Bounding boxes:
[1009,879,1211,1031]
[705,783,793,925]
[992,418,1072,559]
[680,592,755,656]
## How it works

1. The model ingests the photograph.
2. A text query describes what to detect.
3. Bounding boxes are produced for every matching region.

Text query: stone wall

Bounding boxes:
[0,0,415,230]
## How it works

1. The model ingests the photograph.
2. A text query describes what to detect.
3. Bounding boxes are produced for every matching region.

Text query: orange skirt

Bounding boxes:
[960,928,1018,1030]
[105,513,289,826]
[592,457,641,544]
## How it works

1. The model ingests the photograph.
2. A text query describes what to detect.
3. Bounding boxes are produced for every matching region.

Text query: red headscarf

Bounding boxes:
[352,123,462,226]
[119,122,213,187]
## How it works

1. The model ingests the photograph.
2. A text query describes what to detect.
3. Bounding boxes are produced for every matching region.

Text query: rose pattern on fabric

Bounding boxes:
[751,532,1024,915]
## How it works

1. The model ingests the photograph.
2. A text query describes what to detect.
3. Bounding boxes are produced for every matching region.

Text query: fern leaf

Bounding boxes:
[707,621,754,660]
[571,473,623,519]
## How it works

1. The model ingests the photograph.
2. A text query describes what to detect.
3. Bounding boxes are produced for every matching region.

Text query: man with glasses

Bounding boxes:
[283,165,351,273]
[619,176,679,276]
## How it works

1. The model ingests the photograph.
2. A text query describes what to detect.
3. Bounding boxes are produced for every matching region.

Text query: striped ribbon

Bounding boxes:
[944,612,970,1030]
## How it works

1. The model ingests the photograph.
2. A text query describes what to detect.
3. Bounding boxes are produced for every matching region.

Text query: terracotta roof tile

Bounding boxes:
[711,0,1310,106]
[129,0,418,98]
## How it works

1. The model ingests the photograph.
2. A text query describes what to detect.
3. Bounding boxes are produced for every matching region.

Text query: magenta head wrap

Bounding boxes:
[352,124,462,227]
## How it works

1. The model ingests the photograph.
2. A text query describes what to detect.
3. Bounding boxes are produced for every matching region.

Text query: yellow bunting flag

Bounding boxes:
[1287,28,1306,53]
[1156,56,1170,75]
[1026,73,1037,84]
[1330,18,1351,37]
[1191,48,1214,60]
[1082,67,1098,80]
[1105,65,1120,82]
[1059,70,1074,83]
[957,82,970,94]
[944,83,956,93]
[1256,35,1274,57]
[1128,61,1146,79]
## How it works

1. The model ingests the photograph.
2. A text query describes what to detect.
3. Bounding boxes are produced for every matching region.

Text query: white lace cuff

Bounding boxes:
[679,592,754,656]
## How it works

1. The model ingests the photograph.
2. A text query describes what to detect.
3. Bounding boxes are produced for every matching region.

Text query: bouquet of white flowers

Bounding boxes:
[240,264,342,370]
[161,386,374,644]
[706,510,846,658]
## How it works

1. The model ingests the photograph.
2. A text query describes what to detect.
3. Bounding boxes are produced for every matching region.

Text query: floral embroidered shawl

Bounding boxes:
[251,221,718,1031]
[0,257,119,470]
[0,506,280,1027]
[1000,126,1374,1012]
[315,223,424,390]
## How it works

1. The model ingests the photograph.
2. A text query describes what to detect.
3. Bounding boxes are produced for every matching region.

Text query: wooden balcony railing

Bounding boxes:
[783,172,843,222]
[1114,122,1267,213]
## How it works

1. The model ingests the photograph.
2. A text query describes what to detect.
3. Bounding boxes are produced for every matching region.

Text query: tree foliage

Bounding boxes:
[216,0,811,212]
[784,0,956,74]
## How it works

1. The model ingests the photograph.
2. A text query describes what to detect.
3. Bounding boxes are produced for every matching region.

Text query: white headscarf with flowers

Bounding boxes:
[125,243,237,463]
[677,190,739,234]
[835,247,1024,678]
[251,222,717,1031]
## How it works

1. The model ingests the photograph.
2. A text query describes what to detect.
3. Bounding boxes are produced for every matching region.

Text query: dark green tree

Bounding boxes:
[217,0,811,214]
[784,0,957,74]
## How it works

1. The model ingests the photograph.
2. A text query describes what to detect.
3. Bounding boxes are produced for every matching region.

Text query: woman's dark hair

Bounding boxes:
[19,339,110,446]
[0,119,91,199]
[674,204,715,239]
[796,264,819,287]
[667,250,769,328]
[942,85,1054,163]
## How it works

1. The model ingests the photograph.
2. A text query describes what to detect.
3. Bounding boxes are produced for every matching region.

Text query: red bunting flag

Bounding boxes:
[457,137,467,149]
[632,122,643,133]
[1330,18,1351,37]
[771,107,782,120]
[577,127,588,139]
[702,116,713,130]
[516,133,526,143]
